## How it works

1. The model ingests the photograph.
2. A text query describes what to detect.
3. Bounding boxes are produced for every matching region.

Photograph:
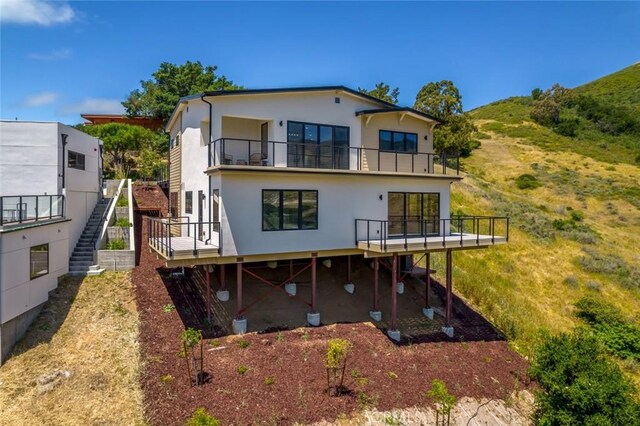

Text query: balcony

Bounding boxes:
[208,138,460,175]
[355,216,509,253]
[148,217,221,261]
[0,194,65,228]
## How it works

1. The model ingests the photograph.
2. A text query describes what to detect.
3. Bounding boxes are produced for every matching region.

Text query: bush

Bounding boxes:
[570,210,585,222]
[515,174,542,190]
[106,239,125,250]
[426,379,457,426]
[116,196,128,207]
[236,366,248,375]
[554,118,580,137]
[185,408,220,426]
[562,275,579,288]
[530,331,640,425]
[114,218,132,227]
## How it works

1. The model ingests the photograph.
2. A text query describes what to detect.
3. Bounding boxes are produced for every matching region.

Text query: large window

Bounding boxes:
[30,243,49,280]
[185,191,193,214]
[68,151,85,170]
[388,192,440,236]
[287,121,349,169]
[262,190,318,231]
[379,130,418,153]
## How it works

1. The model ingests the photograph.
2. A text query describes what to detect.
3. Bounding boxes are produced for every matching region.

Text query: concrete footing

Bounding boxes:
[232,318,247,334]
[343,283,355,294]
[369,311,382,322]
[284,283,297,296]
[396,282,404,294]
[422,307,434,320]
[387,329,401,342]
[307,312,320,327]
[442,326,454,338]
[216,290,230,302]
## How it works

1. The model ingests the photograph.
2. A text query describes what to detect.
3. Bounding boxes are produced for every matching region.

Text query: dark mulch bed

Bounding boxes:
[133,216,532,425]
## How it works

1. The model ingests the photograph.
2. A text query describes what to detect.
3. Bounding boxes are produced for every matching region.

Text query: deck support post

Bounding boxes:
[422,252,434,319]
[216,264,229,302]
[387,253,400,341]
[285,259,297,296]
[232,259,247,334]
[205,268,211,321]
[344,255,355,294]
[442,249,454,337]
[369,257,381,322]
[307,253,320,326]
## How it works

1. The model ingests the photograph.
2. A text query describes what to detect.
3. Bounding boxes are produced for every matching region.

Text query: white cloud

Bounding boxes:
[28,48,72,61]
[60,98,125,115]
[1,0,75,26]
[22,91,59,107]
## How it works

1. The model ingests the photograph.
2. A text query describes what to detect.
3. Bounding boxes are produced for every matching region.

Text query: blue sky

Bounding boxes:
[1,1,639,124]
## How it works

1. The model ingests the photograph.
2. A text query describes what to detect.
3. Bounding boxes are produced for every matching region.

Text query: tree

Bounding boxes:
[413,80,477,156]
[413,80,463,122]
[358,82,400,104]
[426,379,457,426]
[122,61,242,124]
[531,88,543,100]
[78,123,161,178]
[530,83,574,126]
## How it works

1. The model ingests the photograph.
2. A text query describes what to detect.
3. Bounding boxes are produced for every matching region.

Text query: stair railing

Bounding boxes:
[93,179,126,251]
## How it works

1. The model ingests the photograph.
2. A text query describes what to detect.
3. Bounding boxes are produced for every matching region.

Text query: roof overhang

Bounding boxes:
[355,108,441,126]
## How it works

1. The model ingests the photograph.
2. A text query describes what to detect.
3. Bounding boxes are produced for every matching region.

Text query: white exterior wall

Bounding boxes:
[0,221,69,324]
[217,171,452,257]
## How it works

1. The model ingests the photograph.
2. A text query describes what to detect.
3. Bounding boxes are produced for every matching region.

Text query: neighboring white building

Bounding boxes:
[0,121,102,362]
[148,86,509,339]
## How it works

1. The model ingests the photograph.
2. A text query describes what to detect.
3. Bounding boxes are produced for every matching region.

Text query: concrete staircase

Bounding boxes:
[68,199,110,276]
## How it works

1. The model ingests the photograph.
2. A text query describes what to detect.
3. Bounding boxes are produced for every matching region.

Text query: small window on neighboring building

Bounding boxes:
[68,151,85,170]
[185,191,193,214]
[30,243,49,280]
[262,190,318,231]
[379,130,418,153]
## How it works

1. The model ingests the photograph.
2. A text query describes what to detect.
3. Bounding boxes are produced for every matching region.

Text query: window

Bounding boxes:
[185,191,193,214]
[30,243,49,280]
[287,121,349,169]
[379,130,418,153]
[262,190,318,231]
[388,192,440,236]
[68,151,85,170]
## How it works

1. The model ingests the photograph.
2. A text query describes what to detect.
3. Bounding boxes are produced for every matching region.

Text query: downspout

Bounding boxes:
[201,94,214,245]
[166,130,171,217]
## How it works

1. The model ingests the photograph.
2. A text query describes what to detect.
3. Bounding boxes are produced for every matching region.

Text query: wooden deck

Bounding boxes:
[149,236,219,261]
[357,233,507,254]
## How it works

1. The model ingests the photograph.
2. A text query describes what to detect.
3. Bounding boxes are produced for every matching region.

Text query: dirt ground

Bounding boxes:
[134,212,533,425]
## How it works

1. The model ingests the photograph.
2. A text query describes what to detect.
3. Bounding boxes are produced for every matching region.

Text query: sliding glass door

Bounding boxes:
[387,192,440,237]
[287,121,349,169]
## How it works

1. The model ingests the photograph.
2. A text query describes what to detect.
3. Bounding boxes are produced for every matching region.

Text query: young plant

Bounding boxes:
[236,366,248,375]
[181,328,204,386]
[162,304,175,313]
[116,196,128,207]
[264,376,275,385]
[426,379,457,426]
[237,338,250,349]
[325,338,352,396]
[106,239,125,250]
[114,218,132,227]
[185,408,220,426]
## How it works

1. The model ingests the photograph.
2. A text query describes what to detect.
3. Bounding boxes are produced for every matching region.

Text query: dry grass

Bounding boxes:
[426,126,640,381]
[0,272,145,425]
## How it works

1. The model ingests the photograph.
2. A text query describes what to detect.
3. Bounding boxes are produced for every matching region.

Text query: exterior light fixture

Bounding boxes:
[279,121,283,127]
[379,194,383,200]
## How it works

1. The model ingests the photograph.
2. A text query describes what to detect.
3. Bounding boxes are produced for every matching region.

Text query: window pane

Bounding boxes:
[287,122,304,167]
[287,122,303,142]
[30,243,49,279]
[379,131,392,151]
[304,124,318,168]
[423,193,440,234]
[405,133,417,153]
[185,191,193,214]
[282,191,299,230]
[319,126,333,169]
[262,191,280,231]
[393,132,405,151]
[301,191,318,229]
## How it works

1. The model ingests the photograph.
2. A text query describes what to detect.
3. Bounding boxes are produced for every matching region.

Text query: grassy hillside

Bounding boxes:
[574,62,640,111]
[435,64,640,384]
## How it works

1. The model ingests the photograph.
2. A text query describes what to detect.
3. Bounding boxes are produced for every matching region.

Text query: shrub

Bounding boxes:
[106,239,125,250]
[529,331,640,425]
[114,218,132,227]
[326,338,352,396]
[237,339,250,349]
[554,118,579,137]
[236,366,248,375]
[264,376,275,385]
[116,196,128,207]
[185,408,220,426]
[426,379,457,426]
[562,276,579,288]
[585,280,602,292]
[515,174,542,190]
[570,210,585,222]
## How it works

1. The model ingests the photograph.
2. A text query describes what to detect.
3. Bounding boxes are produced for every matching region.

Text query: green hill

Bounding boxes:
[435,63,640,385]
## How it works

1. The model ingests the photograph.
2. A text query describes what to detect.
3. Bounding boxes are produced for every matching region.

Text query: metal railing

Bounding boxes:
[208,137,460,175]
[0,194,65,226]
[148,217,221,258]
[355,216,509,251]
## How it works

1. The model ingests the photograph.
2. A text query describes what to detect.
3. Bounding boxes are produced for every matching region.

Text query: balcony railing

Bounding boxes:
[0,194,65,227]
[208,138,460,175]
[355,216,509,251]
[148,217,221,258]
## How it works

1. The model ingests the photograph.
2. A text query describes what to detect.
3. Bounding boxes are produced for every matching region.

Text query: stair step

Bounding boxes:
[71,256,93,260]
[70,261,93,267]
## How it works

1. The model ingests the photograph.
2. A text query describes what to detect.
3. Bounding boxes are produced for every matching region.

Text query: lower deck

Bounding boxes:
[148,236,219,260]
[358,233,508,254]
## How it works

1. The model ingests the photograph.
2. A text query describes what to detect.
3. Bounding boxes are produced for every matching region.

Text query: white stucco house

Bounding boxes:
[0,121,103,362]
[148,86,508,339]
